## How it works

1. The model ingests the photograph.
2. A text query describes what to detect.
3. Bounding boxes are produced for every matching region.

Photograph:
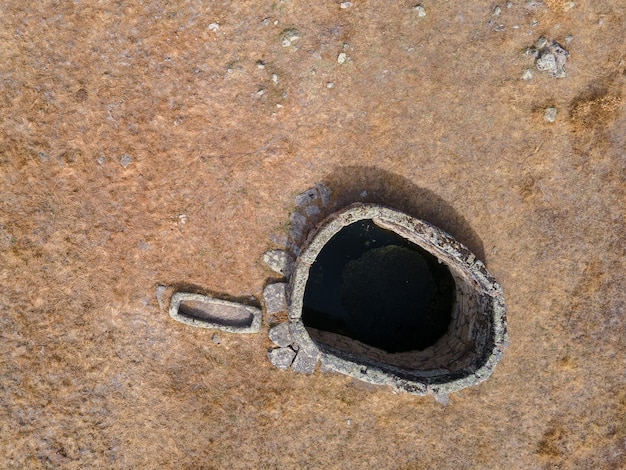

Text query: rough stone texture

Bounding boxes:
[291,346,320,374]
[287,204,507,395]
[262,249,295,277]
[267,347,296,370]
[527,37,569,78]
[268,322,293,348]
[169,292,262,334]
[262,283,288,315]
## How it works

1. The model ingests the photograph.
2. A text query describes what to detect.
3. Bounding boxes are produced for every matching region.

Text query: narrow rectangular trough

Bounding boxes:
[169,292,262,334]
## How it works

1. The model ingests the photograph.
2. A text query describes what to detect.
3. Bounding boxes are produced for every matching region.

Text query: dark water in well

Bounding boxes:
[302,219,454,353]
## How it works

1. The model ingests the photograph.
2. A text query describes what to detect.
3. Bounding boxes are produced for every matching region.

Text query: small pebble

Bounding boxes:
[256,60,266,69]
[271,73,279,84]
[544,107,557,123]
[413,5,427,17]
[257,88,265,96]
[522,69,533,80]
[208,23,219,32]
[120,154,132,168]
[281,29,301,47]
[211,333,221,344]
[340,1,353,8]
[326,82,335,88]
[493,6,502,16]
[295,187,318,207]
[337,52,347,64]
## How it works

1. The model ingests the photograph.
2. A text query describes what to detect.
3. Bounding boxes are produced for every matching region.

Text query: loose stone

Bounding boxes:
[269,322,293,347]
[120,154,132,168]
[536,52,557,72]
[413,5,427,17]
[337,52,347,64]
[268,347,296,370]
[295,188,319,207]
[544,107,557,123]
[281,29,301,47]
[263,283,288,315]
[262,249,295,277]
[289,212,307,241]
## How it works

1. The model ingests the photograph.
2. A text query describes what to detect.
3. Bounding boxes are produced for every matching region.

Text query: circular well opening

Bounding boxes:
[287,204,508,395]
[302,219,455,353]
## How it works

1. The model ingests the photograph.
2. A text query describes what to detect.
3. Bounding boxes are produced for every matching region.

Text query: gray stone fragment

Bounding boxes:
[268,347,296,370]
[544,107,557,123]
[263,283,287,315]
[120,154,132,168]
[536,52,557,72]
[269,322,293,347]
[412,5,427,17]
[291,347,319,374]
[289,212,307,240]
[531,39,568,78]
[295,188,318,207]
[304,205,321,217]
[262,249,295,277]
[281,29,301,48]
[316,183,331,207]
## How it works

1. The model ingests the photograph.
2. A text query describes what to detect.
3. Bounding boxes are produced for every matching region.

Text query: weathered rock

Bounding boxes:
[262,249,295,277]
[263,283,287,315]
[267,347,296,370]
[269,322,293,348]
[295,188,319,207]
[528,38,568,78]
[291,347,319,374]
[544,107,557,123]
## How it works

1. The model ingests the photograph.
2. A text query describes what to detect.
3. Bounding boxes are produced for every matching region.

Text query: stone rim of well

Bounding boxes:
[287,203,508,395]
